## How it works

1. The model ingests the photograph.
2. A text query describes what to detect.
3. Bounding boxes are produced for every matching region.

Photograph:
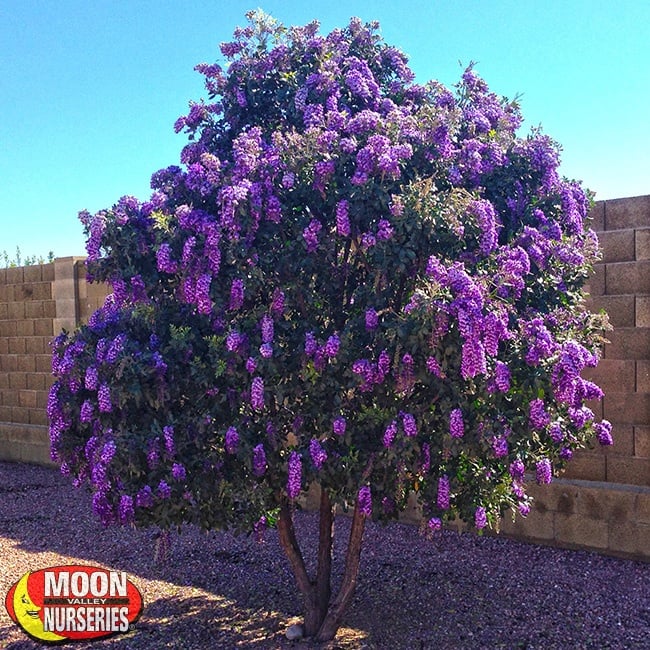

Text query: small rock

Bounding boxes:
[285,623,304,641]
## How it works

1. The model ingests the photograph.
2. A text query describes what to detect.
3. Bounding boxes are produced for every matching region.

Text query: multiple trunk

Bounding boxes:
[277,488,366,642]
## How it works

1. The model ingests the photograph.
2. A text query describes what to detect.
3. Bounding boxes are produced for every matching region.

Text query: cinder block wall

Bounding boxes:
[499,195,650,560]
[1,197,648,561]
[0,258,108,464]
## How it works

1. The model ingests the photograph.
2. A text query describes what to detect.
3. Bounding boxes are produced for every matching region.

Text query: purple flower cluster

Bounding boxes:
[436,475,450,510]
[251,377,264,410]
[449,409,464,438]
[252,444,267,476]
[358,485,372,516]
[529,399,550,430]
[287,451,302,499]
[536,458,553,485]
[48,15,612,537]
[333,416,346,436]
[225,426,239,454]
[309,438,328,469]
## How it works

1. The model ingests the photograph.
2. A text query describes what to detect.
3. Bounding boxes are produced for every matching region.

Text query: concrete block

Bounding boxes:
[23,265,43,283]
[603,424,634,456]
[603,392,650,425]
[576,485,636,523]
[24,300,45,319]
[606,456,650,487]
[8,301,25,320]
[42,263,55,282]
[605,261,650,295]
[17,355,36,373]
[562,452,606,482]
[635,426,650,458]
[5,267,24,284]
[637,361,650,393]
[604,328,650,360]
[33,319,54,337]
[8,337,26,355]
[31,281,52,301]
[502,506,555,541]
[636,492,650,524]
[582,359,635,393]
[598,229,635,263]
[637,296,650,328]
[605,195,650,231]
[555,512,608,549]
[585,295,634,327]
[583,265,605,297]
[588,201,605,231]
[608,521,648,557]
[636,228,650,260]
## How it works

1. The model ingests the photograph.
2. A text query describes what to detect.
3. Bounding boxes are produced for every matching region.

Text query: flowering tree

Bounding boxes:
[48,12,612,642]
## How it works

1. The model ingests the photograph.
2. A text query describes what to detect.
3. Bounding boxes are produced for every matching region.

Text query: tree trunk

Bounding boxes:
[276,488,366,643]
[314,501,365,642]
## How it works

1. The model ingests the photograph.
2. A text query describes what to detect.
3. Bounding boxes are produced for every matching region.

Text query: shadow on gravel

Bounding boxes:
[1,461,650,649]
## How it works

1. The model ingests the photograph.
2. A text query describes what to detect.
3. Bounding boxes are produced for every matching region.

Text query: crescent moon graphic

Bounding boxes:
[12,572,66,642]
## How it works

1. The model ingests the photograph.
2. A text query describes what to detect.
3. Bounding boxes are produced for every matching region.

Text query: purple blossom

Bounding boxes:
[426,356,443,378]
[303,218,322,252]
[402,412,417,437]
[324,334,340,358]
[305,332,318,356]
[509,459,525,481]
[252,444,267,476]
[437,475,450,510]
[225,426,239,454]
[358,485,372,517]
[158,480,171,499]
[333,416,347,436]
[549,422,564,443]
[376,218,394,241]
[595,420,613,446]
[309,439,328,469]
[529,399,550,429]
[136,485,154,509]
[271,288,285,316]
[229,278,245,310]
[226,330,243,352]
[421,442,431,473]
[80,400,94,423]
[196,273,212,314]
[246,357,257,374]
[287,451,302,499]
[492,436,508,458]
[156,243,178,273]
[251,377,264,410]
[383,420,397,447]
[261,314,274,343]
[172,463,186,481]
[428,517,442,532]
[536,458,553,484]
[475,506,488,530]
[494,361,511,392]
[449,409,464,438]
[98,384,112,413]
[336,200,351,236]
[163,426,175,456]
[260,343,273,358]
[365,308,378,331]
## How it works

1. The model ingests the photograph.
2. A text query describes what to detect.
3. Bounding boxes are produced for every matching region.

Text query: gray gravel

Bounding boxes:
[1,461,648,649]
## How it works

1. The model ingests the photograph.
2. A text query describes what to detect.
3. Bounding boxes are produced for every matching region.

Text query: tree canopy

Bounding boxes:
[48,12,611,640]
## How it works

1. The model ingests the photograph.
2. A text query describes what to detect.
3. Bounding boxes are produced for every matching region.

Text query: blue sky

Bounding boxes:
[2,0,649,258]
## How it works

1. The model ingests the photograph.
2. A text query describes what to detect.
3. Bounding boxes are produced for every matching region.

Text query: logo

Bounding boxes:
[5,565,143,644]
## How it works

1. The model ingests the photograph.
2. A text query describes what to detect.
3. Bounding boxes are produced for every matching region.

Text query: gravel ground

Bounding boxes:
[1,461,649,650]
